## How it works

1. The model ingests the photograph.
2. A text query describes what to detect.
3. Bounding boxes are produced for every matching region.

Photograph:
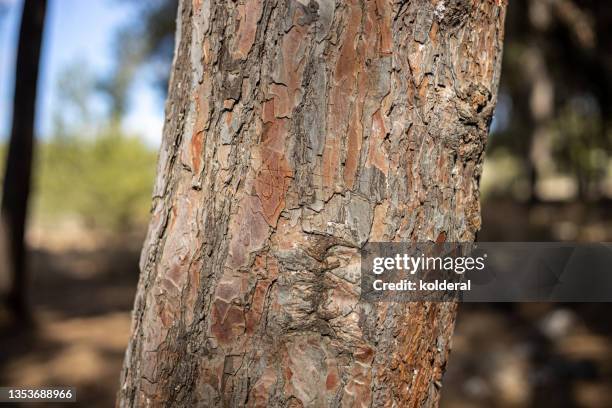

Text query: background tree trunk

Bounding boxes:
[1,0,47,321]
[119,0,506,406]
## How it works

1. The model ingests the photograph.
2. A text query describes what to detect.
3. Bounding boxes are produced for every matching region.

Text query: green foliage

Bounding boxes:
[33,128,157,231]
[552,99,610,197]
[480,149,529,200]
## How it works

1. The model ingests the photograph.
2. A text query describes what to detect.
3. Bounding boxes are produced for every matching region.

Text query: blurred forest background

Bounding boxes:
[0,0,610,407]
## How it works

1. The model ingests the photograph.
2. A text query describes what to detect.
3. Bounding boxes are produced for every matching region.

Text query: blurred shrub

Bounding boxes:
[33,128,157,232]
[480,148,530,201]
[552,99,610,199]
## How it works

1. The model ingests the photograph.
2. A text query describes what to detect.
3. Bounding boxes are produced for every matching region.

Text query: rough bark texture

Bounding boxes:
[1,0,47,320]
[119,0,506,406]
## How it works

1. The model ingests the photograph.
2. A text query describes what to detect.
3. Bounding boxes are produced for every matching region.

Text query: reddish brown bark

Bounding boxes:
[119,0,507,406]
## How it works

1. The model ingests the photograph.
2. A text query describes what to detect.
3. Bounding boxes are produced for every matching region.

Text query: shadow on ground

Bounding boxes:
[0,243,140,408]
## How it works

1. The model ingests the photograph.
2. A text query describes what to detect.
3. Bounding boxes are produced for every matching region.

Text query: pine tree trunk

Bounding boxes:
[118,0,507,406]
[1,0,47,320]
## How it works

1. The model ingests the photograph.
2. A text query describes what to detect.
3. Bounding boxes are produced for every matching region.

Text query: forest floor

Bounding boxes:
[0,200,610,408]
[0,229,141,408]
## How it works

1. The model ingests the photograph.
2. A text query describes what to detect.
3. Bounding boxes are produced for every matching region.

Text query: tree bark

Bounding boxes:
[1,0,47,320]
[119,0,506,406]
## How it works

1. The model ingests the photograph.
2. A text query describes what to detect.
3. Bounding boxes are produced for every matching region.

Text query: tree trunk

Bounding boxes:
[1,0,47,320]
[119,0,506,406]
